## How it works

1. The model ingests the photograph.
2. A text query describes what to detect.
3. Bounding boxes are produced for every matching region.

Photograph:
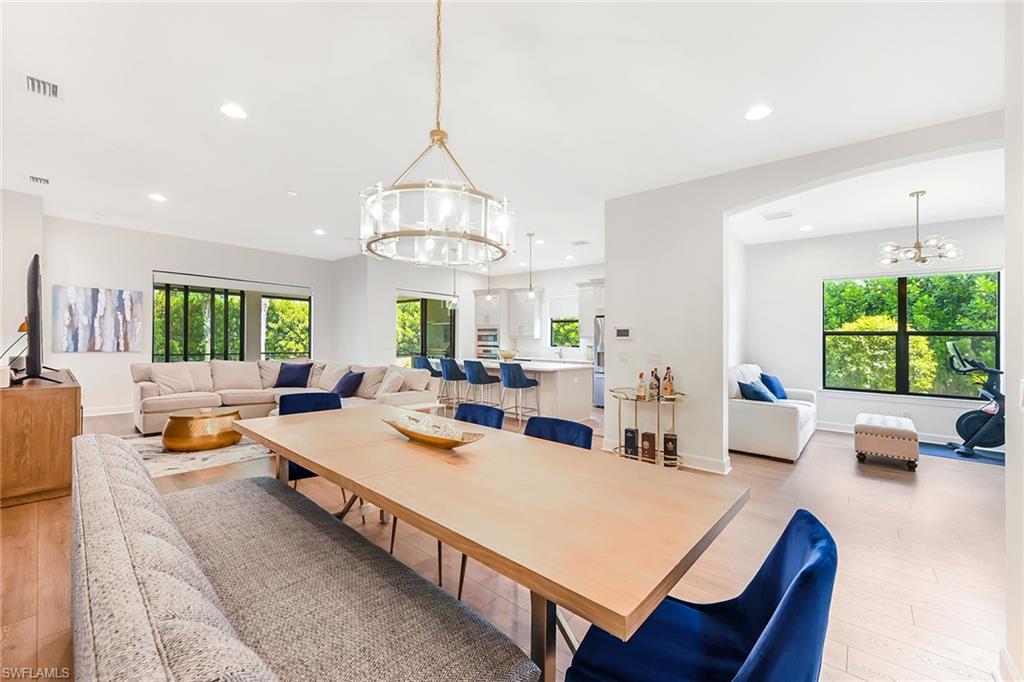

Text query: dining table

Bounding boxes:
[233,404,750,681]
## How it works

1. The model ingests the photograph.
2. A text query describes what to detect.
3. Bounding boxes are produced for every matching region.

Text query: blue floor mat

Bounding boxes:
[920,441,1005,467]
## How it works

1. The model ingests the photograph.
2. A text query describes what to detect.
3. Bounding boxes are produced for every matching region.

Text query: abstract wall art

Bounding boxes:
[52,285,143,352]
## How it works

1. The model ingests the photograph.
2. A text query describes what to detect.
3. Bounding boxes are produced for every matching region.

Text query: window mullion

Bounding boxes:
[895,277,909,394]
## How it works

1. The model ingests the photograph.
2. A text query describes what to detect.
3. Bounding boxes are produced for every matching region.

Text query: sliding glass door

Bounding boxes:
[396,295,455,366]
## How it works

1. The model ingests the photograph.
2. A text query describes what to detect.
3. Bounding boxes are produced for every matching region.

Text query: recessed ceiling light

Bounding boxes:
[800,224,815,232]
[287,190,299,197]
[313,228,326,236]
[535,239,545,245]
[565,255,574,261]
[148,193,167,202]
[519,261,527,267]
[744,103,773,121]
[219,102,247,119]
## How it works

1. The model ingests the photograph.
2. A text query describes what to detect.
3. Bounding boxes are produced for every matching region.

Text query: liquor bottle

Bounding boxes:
[649,368,660,400]
[635,372,646,400]
[663,367,674,397]
[663,432,678,467]
[623,428,639,458]
[641,431,656,462]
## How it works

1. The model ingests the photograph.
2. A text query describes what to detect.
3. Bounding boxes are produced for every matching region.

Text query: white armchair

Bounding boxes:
[727,364,816,462]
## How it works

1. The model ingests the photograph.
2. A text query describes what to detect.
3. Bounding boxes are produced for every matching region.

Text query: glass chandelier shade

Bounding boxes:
[877,191,963,268]
[359,0,514,268]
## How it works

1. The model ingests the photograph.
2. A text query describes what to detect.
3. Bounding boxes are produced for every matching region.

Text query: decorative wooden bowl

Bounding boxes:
[383,419,484,450]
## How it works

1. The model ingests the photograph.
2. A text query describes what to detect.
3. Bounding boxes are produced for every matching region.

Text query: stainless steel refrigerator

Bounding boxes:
[593,315,605,407]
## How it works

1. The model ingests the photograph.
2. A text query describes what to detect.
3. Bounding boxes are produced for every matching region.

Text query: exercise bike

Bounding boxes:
[946,342,1005,457]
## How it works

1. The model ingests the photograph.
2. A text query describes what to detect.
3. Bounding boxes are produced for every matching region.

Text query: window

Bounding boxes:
[395,296,455,366]
[152,284,244,362]
[261,295,312,360]
[822,272,999,398]
[550,317,580,347]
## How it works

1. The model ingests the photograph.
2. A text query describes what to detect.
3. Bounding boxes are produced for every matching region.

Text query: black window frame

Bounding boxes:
[549,317,580,348]
[822,272,1000,400]
[395,296,456,359]
[260,294,313,360]
[152,284,245,362]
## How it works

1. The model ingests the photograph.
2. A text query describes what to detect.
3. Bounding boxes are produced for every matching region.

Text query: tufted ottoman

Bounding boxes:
[854,413,919,471]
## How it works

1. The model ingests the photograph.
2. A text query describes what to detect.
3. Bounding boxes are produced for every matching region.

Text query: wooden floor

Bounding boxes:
[0,413,1006,681]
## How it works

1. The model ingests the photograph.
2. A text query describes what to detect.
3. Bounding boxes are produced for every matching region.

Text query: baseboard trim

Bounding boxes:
[83,405,132,417]
[680,451,731,475]
[816,420,957,445]
[1000,649,1022,682]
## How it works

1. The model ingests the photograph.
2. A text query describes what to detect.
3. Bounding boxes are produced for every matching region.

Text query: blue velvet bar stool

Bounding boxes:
[463,360,501,406]
[499,362,540,427]
[278,392,342,488]
[524,416,593,450]
[439,357,468,415]
[413,356,448,405]
[565,509,838,682]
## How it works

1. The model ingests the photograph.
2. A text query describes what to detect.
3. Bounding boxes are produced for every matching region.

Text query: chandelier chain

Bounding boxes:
[435,0,442,131]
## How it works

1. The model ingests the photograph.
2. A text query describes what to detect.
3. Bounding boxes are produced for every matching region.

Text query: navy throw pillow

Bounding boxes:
[274,362,314,388]
[332,371,364,398]
[760,373,788,400]
[739,379,777,403]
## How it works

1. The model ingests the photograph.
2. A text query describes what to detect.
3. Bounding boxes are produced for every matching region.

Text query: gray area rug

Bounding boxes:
[126,434,274,478]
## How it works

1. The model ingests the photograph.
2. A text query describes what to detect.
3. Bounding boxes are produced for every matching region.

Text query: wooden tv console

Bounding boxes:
[0,368,82,507]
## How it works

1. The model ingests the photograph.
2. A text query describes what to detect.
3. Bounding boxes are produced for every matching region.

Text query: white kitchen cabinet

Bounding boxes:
[577,283,596,338]
[509,288,543,338]
[592,278,606,313]
[474,289,506,327]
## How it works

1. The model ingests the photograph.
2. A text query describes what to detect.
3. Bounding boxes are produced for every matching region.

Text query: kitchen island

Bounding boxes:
[465,359,595,421]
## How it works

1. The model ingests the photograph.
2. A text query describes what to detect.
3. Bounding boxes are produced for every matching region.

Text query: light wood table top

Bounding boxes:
[234,405,749,677]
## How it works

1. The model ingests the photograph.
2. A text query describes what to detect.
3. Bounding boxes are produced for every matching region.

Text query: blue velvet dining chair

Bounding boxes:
[278,392,342,488]
[524,416,593,450]
[499,362,540,426]
[463,360,501,405]
[565,509,838,682]
[439,358,468,414]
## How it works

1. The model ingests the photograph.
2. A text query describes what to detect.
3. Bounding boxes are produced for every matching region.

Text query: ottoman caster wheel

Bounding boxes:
[906,460,917,471]
[856,453,866,462]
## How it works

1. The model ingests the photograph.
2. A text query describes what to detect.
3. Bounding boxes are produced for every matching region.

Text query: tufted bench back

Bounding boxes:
[70,433,278,681]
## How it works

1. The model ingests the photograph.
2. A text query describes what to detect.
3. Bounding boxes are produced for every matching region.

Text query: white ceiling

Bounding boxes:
[729,148,1005,244]
[1,2,1004,274]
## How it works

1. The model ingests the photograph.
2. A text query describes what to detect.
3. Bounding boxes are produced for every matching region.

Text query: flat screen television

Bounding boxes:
[25,253,43,378]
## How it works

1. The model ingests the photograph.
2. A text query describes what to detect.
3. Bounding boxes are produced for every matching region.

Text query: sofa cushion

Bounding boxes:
[739,379,777,403]
[390,364,431,392]
[378,367,406,395]
[727,364,763,399]
[340,396,376,409]
[218,389,276,406]
[130,362,152,383]
[778,399,816,428]
[141,391,222,413]
[273,387,328,404]
[351,365,387,399]
[70,434,277,682]
[275,362,314,388]
[760,373,788,400]
[163,477,539,682]
[149,362,195,395]
[318,363,352,391]
[212,360,263,390]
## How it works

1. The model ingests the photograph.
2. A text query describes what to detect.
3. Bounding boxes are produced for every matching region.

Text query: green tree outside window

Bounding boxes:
[551,318,580,347]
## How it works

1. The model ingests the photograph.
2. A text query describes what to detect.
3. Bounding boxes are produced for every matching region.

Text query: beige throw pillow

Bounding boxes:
[377,368,405,395]
[149,363,196,395]
[352,365,387,399]
[258,360,282,389]
[318,363,352,391]
[211,360,262,390]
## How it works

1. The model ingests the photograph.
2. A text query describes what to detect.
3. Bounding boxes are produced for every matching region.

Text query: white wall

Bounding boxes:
[489,263,605,361]
[727,235,746,366]
[741,216,1003,443]
[41,215,338,414]
[1002,1,1023,677]
[604,112,1003,474]
[1,190,43,356]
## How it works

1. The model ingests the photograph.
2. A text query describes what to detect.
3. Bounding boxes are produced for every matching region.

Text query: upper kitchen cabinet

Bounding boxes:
[474,288,508,328]
[591,278,606,313]
[577,282,596,337]
[509,288,544,338]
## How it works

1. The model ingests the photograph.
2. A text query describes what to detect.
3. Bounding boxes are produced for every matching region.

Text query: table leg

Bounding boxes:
[276,453,289,482]
[530,591,556,681]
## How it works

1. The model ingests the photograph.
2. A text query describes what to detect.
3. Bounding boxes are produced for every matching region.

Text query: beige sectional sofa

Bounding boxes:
[131,359,439,434]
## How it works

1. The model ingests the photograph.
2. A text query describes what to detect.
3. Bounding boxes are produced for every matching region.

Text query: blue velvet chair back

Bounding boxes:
[524,416,593,450]
[440,357,467,381]
[732,509,838,682]
[279,391,342,415]
[499,362,533,389]
[454,403,505,429]
[463,360,497,385]
[413,356,442,378]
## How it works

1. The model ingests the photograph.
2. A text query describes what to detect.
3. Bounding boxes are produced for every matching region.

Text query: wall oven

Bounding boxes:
[476,327,500,359]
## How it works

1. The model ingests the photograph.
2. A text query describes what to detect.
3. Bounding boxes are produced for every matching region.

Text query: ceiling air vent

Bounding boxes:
[760,210,794,221]
[26,75,59,98]
[571,240,590,247]
[28,175,50,185]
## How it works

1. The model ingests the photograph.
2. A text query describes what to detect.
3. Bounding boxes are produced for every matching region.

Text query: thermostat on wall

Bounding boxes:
[613,327,632,340]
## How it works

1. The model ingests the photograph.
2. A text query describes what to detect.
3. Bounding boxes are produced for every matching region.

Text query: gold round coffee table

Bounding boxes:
[162,407,242,452]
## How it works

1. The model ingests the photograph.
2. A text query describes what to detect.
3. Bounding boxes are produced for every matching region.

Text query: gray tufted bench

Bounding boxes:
[70,433,539,681]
